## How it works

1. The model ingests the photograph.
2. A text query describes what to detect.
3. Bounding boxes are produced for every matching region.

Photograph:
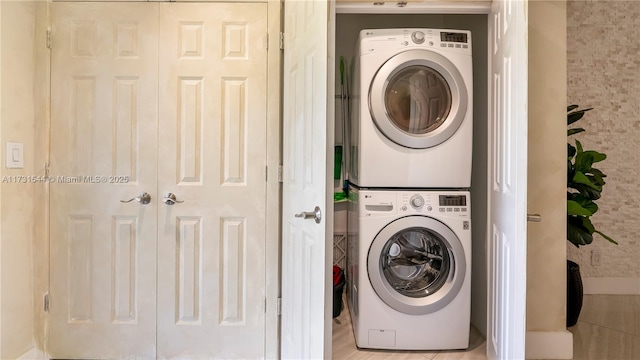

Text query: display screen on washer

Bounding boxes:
[439,195,467,207]
[440,32,468,43]
[380,227,451,298]
[384,66,452,134]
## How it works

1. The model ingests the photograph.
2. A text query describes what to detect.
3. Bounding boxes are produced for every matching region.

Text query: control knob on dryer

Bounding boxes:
[410,195,424,209]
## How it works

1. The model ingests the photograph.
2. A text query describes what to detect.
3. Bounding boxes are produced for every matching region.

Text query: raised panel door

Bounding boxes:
[156,3,268,358]
[49,3,159,358]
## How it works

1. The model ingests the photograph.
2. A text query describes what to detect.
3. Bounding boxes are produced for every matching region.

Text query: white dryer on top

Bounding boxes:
[348,28,473,189]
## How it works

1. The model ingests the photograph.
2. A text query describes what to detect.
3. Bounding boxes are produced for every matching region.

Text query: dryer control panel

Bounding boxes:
[359,28,472,56]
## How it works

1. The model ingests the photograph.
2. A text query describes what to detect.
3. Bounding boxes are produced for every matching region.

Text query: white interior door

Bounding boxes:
[49,3,159,358]
[487,0,528,359]
[281,0,333,358]
[49,3,269,359]
[156,3,268,358]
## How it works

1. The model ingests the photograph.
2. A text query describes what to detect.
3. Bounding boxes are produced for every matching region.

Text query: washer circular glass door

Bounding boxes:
[369,49,468,149]
[367,215,466,315]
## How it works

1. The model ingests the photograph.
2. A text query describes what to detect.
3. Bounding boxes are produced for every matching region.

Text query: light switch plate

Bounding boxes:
[6,142,24,169]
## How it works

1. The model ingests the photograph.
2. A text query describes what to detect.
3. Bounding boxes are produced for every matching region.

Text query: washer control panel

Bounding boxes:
[358,189,470,218]
[398,191,470,217]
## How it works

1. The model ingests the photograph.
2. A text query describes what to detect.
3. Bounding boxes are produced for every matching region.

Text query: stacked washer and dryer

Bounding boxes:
[346,28,473,351]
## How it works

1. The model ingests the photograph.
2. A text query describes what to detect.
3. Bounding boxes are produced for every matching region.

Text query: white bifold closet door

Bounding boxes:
[49,2,268,359]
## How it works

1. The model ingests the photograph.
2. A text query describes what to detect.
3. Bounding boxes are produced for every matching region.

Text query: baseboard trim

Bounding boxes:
[582,277,640,295]
[525,330,573,359]
[17,347,47,360]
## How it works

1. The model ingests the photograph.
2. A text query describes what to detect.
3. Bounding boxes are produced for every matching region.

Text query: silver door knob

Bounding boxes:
[527,213,542,222]
[120,192,151,205]
[163,193,184,206]
[295,206,322,224]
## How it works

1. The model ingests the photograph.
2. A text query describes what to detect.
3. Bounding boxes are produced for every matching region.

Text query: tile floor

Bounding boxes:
[568,295,640,360]
[332,294,640,360]
[331,298,487,360]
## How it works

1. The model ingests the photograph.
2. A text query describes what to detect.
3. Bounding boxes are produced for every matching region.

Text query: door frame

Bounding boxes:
[264,1,282,359]
[36,1,282,358]
[328,1,527,359]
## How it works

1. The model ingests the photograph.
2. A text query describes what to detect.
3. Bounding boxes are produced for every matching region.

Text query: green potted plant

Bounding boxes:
[566,105,618,326]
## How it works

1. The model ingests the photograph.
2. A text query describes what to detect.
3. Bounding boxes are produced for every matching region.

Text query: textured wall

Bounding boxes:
[567,0,640,278]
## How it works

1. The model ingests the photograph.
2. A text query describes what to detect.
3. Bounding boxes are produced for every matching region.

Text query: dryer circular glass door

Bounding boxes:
[367,215,466,315]
[369,49,468,149]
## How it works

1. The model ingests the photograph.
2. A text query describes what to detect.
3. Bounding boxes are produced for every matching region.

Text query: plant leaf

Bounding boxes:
[572,171,601,191]
[567,200,593,216]
[583,150,606,163]
[593,230,618,245]
[589,168,606,186]
[574,152,594,173]
[568,128,585,136]
[568,143,576,159]
[568,108,593,125]
[581,216,596,233]
[569,183,602,200]
[566,105,617,247]
[567,216,593,247]
[590,168,605,178]
[569,194,599,214]
[588,172,606,187]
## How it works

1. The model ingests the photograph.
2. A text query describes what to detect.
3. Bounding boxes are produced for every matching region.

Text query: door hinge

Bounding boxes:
[277,164,283,183]
[265,33,269,50]
[44,292,50,313]
[266,165,269,182]
[46,29,51,49]
[277,297,282,316]
[279,32,285,50]
[44,162,50,178]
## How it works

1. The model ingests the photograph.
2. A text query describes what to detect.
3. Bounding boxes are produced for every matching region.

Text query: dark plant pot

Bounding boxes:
[566,260,583,327]
[333,270,345,318]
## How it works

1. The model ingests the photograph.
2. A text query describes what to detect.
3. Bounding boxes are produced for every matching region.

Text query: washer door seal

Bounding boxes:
[367,215,466,315]
[369,49,468,149]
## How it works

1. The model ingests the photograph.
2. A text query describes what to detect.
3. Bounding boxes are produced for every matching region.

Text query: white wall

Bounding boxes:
[0,1,37,358]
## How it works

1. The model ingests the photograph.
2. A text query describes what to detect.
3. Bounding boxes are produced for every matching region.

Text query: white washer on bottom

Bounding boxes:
[346,187,471,350]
